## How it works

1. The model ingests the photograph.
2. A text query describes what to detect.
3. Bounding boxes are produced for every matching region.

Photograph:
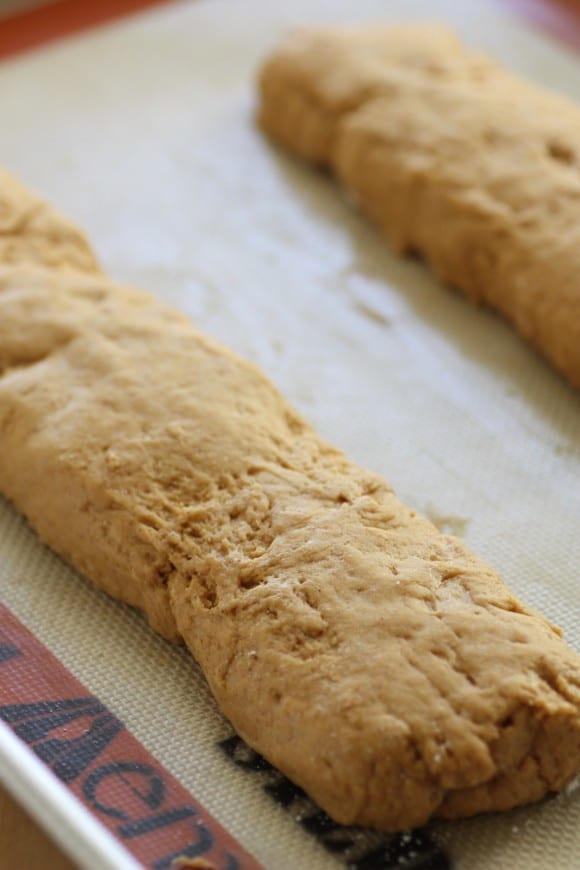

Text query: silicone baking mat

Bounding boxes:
[0,1,579,867]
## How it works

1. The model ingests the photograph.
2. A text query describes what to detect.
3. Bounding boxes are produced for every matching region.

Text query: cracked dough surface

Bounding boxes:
[1,168,580,831]
[257,24,580,389]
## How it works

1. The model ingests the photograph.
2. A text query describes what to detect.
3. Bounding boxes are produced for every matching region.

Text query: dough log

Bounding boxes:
[258,24,580,388]
[1,171,580,832]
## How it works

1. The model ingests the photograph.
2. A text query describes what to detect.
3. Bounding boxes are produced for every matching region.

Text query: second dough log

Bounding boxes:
[258,25,580,389]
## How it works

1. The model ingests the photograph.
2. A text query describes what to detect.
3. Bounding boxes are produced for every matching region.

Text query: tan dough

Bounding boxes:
[258,24,580,388]
[1,170,580,832]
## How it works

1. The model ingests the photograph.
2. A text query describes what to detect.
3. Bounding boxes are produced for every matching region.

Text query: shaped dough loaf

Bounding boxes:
[258,24,580,388]
[1,166,580,832]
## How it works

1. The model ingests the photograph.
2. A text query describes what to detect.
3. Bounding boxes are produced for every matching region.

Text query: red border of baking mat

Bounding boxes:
[0,0,180,61]
[0,0,578,63]
[501,0,580,50]
[0,603,262,870]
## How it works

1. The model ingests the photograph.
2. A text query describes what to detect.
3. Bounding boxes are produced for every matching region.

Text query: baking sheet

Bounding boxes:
[0,0,579,867]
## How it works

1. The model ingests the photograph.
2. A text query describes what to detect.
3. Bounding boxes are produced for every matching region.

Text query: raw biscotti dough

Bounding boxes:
[1,172,580,833]
[257,24,580,389]
[0,168,98,274]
